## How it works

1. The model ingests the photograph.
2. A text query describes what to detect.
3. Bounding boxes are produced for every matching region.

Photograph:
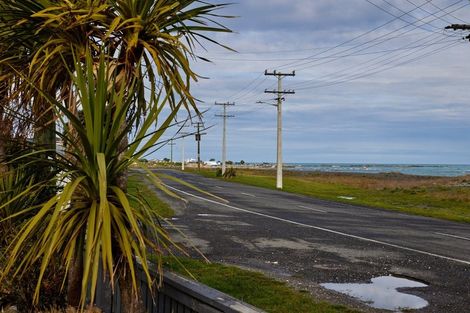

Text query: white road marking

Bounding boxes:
[241,192,256,198]
[215,186,223,189]
[298,205,328,213]
[338,196,355,200]
[435,232,470,242]
[165,184,470,266]
[197,214,233,218]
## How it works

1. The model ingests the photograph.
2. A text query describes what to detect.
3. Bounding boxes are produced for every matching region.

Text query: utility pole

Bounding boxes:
[181,135,186,170]
[169,139,176,163]
[179,122,191,171]
[194,122,206,171]
[181,132,189,171]
[445,24,470,41]
[264,70,295,190]
[215,102,235,175]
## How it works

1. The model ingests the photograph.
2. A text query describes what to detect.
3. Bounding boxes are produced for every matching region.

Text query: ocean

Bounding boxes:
[284,163,470,177]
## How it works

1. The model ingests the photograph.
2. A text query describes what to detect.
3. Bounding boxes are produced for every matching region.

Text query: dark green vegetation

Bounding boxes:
[191,168,470,224]
[164,257,360,313]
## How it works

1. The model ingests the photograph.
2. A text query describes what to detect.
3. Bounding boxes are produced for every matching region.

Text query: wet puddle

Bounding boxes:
[321,275,428,311]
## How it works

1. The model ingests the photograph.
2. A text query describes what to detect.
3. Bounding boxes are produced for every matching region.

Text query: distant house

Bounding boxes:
[204,160,220,167]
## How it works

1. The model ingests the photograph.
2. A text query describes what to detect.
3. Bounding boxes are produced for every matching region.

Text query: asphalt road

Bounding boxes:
[151,169,470,313]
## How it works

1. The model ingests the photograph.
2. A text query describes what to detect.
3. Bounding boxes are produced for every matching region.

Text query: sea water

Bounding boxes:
[284,163,470,177]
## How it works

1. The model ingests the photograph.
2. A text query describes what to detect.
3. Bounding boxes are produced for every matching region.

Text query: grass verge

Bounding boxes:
[163,257,360,313]
[128,174,174,218]
[188,168,470,224]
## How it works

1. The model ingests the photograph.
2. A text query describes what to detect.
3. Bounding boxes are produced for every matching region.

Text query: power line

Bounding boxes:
[203,34,458,62]
[287,32,452,90]
[366,0,451,32]
[294,39,463,91]
[278,2,469,92]
[225,73,264,100]
[276,0,467,71]
[274,0,436,71]
[209,0,467,115]
[197,0,469,127]
[429,1,469,24]
[403,0,454,25]
[207,0,442,107]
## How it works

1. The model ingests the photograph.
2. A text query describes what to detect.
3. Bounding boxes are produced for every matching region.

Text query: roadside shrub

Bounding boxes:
[215,167,237,178]
[223,167,237,179]
[0,168,66,312]
[0,251,67,312]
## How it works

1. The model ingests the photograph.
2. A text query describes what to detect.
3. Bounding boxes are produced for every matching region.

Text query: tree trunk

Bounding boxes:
[119,264,145,313]
[115,133,145,313]
[0,90,8,174]
[0,132,7,174]
[67,247,83,308]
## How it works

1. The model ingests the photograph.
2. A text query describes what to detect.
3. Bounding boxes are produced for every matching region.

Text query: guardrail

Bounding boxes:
[94,265,265,313]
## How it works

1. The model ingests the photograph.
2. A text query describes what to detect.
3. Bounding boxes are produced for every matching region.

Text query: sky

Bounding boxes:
[152,0,470,164]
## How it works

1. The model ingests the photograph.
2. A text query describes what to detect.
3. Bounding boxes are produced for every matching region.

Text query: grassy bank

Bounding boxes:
[189,168,470,224]
[128,174,174,218]
[129,172,360,313]
[164,257,359,313]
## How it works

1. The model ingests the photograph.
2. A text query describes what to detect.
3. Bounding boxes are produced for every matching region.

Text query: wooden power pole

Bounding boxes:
[215,102,235,175]
[193,122,206,171]
[264,70,295,190]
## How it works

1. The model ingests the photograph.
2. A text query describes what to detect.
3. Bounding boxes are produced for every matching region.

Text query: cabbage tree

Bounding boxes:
[2,50,184,311]
[0,0,232,311]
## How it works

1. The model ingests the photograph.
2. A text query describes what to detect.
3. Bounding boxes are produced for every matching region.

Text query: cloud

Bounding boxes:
[151,0,470,164]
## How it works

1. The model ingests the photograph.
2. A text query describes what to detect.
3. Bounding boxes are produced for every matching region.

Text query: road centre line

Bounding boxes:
[241,192,257,198]
[164,184,470,266]
[298,205,328,213]
[435,232,470,242]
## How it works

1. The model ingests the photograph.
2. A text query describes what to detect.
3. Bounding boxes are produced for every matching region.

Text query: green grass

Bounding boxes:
[128,174,174,218]
[189,168,470,224]
[164,257,360,313]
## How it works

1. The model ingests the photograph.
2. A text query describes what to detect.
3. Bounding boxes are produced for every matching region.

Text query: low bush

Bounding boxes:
[216,167,237,179]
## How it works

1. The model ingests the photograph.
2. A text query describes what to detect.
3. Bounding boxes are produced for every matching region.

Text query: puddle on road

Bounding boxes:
[321,275,428,311]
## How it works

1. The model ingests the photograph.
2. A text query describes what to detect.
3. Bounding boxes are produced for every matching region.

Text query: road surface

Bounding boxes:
[150,169,470,312]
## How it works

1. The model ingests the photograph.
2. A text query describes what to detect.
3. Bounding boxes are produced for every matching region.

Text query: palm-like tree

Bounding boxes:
[0,0,231,311]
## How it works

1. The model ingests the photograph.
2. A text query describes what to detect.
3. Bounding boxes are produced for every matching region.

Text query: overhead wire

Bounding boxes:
[280,3,468,89]
[272,0,438,71]
[203,32,457,62]
[202,1,468,117]
[205,1,444,108]
[279,0,468,72]
[294,39,464,91]
[403,0,454,24]
[427,0,469,23]
[184,0,470,147]
[366,0,453,32]
[287,32,453,90]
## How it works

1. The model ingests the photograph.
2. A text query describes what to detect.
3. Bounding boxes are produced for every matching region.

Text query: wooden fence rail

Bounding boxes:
[94,265,265,313]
